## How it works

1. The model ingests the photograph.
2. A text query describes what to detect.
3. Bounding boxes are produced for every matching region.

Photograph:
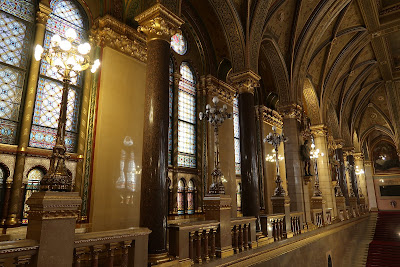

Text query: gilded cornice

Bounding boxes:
[257,105,283,129]
[310,124,328,137]
[343,147,355,156]
[229,70,261,95]
[90,15,147,63]
[364,160,373,167]
[135,3,184,42]
[278,103,303,121]
[201,75,236,105]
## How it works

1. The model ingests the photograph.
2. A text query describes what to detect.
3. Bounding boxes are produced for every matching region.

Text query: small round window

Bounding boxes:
[171,33,187,55]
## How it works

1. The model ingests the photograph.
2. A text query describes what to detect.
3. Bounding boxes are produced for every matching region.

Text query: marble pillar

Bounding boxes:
[6,5,51,227]
[279,105,309,219]
[335,140,349,205]
[230,71,261,231]
[135,4,184,262]
[310,125,336,216]
[364,161,378,211]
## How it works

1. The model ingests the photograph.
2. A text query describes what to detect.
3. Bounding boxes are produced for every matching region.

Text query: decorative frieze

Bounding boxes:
[229,70,260,95]
[135,3,184,42]
[200,75,236,104]
[90,15,147,62]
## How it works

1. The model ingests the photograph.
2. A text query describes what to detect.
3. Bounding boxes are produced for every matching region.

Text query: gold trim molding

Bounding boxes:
[353,152,364,161]
[200,75,236,104]
[91,15,147,62]
[36,3,51,25]
[136,3,184,42]
[229,70,261,95]
[257,106,283,129]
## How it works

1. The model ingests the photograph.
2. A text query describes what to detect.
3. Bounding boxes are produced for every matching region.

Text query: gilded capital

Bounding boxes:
[310,124,328,137]
[135,4,184,42]
[203,75,236,104]
[278,103,303,120]
[343,147,355,156]
[229,70,260,95]
[353,152,364,161]
[334,139,345,149]
[364,160,373,167]
[258,105,283,129]
[36,4,52,25]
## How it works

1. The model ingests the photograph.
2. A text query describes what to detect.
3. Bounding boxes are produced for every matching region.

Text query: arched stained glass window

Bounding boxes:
[177,179,185,215]
[168,60,174,166]
[171,33,187,55]
[29,0,88,152]
[236,183,242,212]
[178,62,196,168]
[22,167,45,224]
[187,179,195,214]
[0,0,35,144]
[233,98,241,174]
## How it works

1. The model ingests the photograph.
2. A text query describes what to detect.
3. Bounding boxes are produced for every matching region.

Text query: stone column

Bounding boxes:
[335,140,349,205]
[354,153,368,208]
[230,70,261,231]
[135,4,184,263]
[279,105,310,220]
[310,125,335,215]
[6,5,51,227]
[26,192,81,266]
[364,161,378,211]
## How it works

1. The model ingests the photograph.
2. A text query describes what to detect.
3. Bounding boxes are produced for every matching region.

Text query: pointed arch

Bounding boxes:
[303,78,321,125]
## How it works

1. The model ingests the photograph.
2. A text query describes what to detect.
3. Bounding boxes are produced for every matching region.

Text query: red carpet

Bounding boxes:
[366,212,400,267]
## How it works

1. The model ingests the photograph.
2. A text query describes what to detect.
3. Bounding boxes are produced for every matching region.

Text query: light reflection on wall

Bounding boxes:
[115,136,141,204]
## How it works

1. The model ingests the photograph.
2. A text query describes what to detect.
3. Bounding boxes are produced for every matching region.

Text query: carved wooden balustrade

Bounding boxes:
[0,240,38,267]
[73,227,151,267]
[230,217,257,254]
[312,209,324,228]
[168,220,219,264]
[325,209,333,225]
[289,212,303,236]
[260,214,286,241]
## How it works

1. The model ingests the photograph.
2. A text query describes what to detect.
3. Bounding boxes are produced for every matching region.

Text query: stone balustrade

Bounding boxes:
[0,239,38,267]
[289,212,303,236]
[73,227,151,267]
[168,220,219,264]
[230,217,257,254]
[312,209,324,228]
[325,208,333,225]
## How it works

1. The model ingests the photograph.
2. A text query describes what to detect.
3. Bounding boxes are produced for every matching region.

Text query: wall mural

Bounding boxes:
[373,140,400,173]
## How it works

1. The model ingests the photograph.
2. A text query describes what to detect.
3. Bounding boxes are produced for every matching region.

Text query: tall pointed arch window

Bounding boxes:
[168,59,174,166]
[233,98,241,174]
[29,0,88,152]
[0,0,35,144]
[177,62,197,168]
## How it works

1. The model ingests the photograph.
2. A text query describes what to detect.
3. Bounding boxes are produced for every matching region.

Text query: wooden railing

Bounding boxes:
[325,209,332,225]
[312,209,323,228]
[73,227,151,267]
[168,220,219,264]
[0,239,38,267]
[289,212,303,236]
[260,214,286,241]
[230,217,256,254]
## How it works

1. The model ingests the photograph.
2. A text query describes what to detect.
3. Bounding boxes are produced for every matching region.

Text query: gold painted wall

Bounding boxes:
[89,47,146,231]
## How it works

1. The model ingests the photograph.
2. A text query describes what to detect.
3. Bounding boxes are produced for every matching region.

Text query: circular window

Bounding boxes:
[171,33,187,55]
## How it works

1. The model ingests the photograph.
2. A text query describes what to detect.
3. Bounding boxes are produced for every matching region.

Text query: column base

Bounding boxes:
[5,214,19,227]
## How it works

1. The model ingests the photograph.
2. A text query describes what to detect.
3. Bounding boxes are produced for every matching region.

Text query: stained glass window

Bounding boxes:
[177,62,196,168]
[171,33,187,55]
[22,168,45,225]
[233,98,241,174]
[187,179,195,214]
[30,0,87,152]
[0,1,34,144]
[177,179,185,215]
[168,60,173,166]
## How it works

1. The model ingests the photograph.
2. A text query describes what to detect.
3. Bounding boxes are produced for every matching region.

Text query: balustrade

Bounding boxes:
[168,220,219,264]
[325,209,332,225]
[0,240,38,267]
[260,214,286,241]
[230,217,256,254]
[290,212,303,236]
[312,209,324,228]
[73,228,151,267]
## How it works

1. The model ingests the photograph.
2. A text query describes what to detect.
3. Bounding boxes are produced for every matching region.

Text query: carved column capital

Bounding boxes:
[229,70,260,95]
[334,139,345,149]
[310,124,328,137]
[258,105,283,128]
[202,75,236,104]
[343,147,355,157]
[136,3,184,42]
[353,152,364,161]
[36,4,52,25]
[278,103,303,120]
[364,160,373,167]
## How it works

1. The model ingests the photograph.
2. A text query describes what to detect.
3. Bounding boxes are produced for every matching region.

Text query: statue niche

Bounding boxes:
[301,139,312,176]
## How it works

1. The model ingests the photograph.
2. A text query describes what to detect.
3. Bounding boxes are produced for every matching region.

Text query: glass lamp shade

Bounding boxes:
[65,28,77,40]
[78,42,91,55]
[51,34,62,45]
[60,40,72,51]
[34,45,44,61]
